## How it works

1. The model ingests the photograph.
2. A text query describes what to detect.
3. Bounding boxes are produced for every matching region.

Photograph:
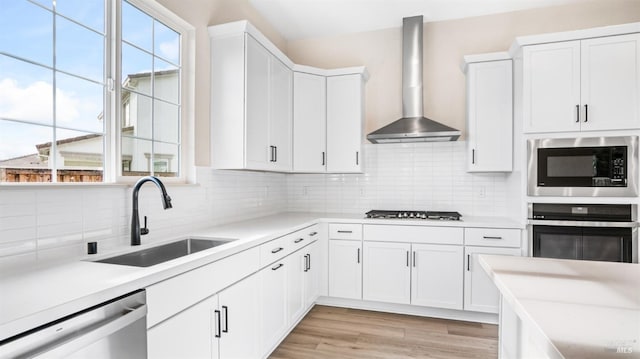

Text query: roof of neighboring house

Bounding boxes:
[0,153,47,168]
[35,133,102,151]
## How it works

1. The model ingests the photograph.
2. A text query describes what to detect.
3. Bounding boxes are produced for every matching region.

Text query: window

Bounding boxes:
[0,0,192,183]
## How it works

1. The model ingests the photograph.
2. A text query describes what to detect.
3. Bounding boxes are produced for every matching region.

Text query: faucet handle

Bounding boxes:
[141,216,149,235]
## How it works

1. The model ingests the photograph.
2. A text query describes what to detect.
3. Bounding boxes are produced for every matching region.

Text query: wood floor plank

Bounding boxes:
[269,305,498,359]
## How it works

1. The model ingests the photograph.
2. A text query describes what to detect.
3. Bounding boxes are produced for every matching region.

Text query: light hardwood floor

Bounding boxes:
[269,305,498,359]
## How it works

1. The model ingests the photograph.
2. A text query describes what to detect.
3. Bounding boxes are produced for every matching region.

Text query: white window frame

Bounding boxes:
[111,0,195,184]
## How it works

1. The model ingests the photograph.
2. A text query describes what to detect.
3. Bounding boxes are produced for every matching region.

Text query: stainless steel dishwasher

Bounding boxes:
[0,290,147,358]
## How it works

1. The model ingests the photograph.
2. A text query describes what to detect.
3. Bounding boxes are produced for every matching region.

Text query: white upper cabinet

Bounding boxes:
[522,33,640,133]
[327,74,364,173]
[211,34,292,171]
[465,59,513,172]
[210,21,366,173]
[293,72,327,172]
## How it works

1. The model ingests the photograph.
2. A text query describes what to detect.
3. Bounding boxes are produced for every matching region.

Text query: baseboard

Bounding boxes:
[315,296,498,324]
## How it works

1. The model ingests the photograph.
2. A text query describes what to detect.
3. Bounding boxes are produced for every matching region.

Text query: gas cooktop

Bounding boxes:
[365,210,462,221]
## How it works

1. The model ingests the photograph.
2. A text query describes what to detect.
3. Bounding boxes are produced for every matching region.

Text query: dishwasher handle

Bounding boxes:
[1,292,147,359]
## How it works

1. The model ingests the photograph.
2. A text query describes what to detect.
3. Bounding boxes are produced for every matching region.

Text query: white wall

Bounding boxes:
[287,142,509,216]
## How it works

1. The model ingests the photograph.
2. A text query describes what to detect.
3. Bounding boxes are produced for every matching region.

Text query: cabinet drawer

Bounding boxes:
[329,223,362,240]
[260,232,296,266]
[465,228,521,248]
[364,225,463,245]
[289,224,320,252]
[147,246,259,328]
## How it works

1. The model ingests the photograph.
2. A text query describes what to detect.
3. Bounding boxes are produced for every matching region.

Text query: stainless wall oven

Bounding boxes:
[528,203,637,263]
[528,136,638,197]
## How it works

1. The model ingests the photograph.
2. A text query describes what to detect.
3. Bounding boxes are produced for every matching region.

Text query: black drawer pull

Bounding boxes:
[271,247,284,254]
[483,236,503,240]
[294,238,304,243]
[337,230,353,234]
[309,231,318,236]
[272,263,284,271]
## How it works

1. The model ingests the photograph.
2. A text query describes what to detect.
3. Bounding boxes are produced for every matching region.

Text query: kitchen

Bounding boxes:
[1,0,640,358]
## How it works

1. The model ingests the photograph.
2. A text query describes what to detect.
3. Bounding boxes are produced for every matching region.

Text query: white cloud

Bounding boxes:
[0,78,79,123]
[159,37,179,64]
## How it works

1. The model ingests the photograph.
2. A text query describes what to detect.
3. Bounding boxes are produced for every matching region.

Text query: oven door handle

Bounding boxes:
[528,219,638,228]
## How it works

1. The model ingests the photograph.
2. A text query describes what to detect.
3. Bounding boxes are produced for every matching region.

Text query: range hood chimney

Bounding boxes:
[367,15,460,143]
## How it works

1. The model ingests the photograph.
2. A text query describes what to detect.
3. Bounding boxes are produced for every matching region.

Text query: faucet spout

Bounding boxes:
[131,176,172,246]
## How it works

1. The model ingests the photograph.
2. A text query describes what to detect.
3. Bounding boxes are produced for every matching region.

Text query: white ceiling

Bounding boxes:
[249,0,592,40]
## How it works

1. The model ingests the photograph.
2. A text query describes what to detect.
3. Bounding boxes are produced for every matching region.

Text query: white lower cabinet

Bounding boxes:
[411,244,463,310]
[361,241,463,309]
[362,241,411,304]
[147,273,259,359]
[464,246,521,313]
[328,239,362,299]
[259,259,288,355]
[286,250,306,324]
[303,240,320,309]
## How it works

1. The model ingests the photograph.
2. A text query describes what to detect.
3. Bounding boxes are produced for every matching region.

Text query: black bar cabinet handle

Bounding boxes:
[413,251,416,267]
[483,236,503,240]
[467,254,470,271]
[406,251,409,267]
[472,149,475,164]
[304,254,309,272]
[356,151,359,165]
[584,104,588,122]
[272,263,284,271]
[322,152,325,166]
[214,309,221,338]
[222,305,228,333]
[271,247,283,254]
[337,230,352,234]
[274,146,277,162]
[357,248,360,263]
[309,231,318,236]
[294,238,304,244]
[576,104,580,122]
[308,253,311,270]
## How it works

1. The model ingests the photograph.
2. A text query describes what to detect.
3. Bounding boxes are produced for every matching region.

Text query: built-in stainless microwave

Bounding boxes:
[528,136,638,197]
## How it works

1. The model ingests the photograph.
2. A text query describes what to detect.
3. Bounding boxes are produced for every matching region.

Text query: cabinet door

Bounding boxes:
[269,57,293,171]
[327,74,363,173]
[363,241,411,304]
[328,239,362,299]
[303,240,320,308]
[464,246,521,313]
[293,72,327,172]
[218,273,260,359]
[522,41,581,133]
[147,294,218,359]
[411,244,463,310]
[245,35,271,170]
[466,60,512,172]
[287,250,306,323]
[581,33,640,131]
[259,260,288,355]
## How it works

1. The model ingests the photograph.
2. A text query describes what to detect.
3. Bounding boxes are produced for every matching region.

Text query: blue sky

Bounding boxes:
[0,0,179,161]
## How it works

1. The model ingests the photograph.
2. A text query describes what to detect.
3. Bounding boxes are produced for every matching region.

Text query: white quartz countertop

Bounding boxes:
[478,255,640,359]
[0,212,521,341]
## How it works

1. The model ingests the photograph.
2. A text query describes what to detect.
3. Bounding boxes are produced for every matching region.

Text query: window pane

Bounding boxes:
[0,120,53,183]
[121,90,152,140]
[56,128,103,182]
[122,1,152,52]
[31,0,52,9]
[154,19,180,65]
[154,142,178,177]
[121,136,151,176]
[154,59,179,104]
[56,73,105,133]
[0,0,53,66]
[55,0,104,33]
[0,55,53,125]
[56,15,104,82]
[122,43,152,96]
[153,100,179,143]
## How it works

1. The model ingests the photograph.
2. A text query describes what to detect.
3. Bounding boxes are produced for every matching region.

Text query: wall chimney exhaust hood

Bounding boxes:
[367,15,460,144]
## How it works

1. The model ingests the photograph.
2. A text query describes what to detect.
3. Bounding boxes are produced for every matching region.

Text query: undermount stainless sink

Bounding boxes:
[96,238,233,267]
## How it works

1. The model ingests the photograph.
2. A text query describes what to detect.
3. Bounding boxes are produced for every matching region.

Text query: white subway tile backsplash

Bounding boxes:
[0,142,514,268]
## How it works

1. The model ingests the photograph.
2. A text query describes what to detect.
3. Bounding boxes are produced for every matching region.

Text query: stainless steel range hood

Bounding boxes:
[367,16,460,144]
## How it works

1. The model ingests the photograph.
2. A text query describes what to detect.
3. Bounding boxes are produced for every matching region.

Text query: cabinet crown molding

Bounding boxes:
[208,20,368,80]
